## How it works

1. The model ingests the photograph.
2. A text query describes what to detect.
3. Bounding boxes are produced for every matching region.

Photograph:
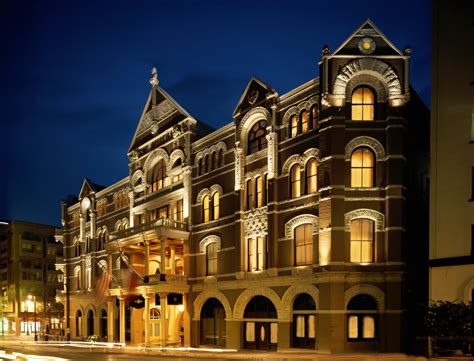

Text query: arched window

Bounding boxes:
[202,195,210,223]
[151,159,168,192]
[293,293,316,349]
[301,110,310,133]
[290,115,298,137]
[351,147,375,187]
[243,296,278,350]
[306,159,318,194]
[76,310,82,337]
[75,267,82,290]
[351,87,375,121]
[350,219,374,263]
[212,192,220,220]
[198,158,202,176]
[347,294,377,340]
[206,243,217,275]
[295,224,313,266]
[218,149,224,167]
[248,120,267,154]
[208,154,213,172]
[213,152,218,170]
[290,164,301,198]
[311,106,319,129]
[203,156,208,175]
[200,298,226,346]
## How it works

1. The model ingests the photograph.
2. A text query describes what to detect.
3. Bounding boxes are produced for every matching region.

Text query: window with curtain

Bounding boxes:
[350,218,374,263]
[290,115,298,137]
[301,110,310,133]
[202,195,210,223]
[347,294,377,341]
[206,242,217,275]
[290,164,301,198]
[351,87,375,121]
[248,120,267,154]
[246,179,254,210]
[212,192,219,220]
[295,224,313,265]
[351,147,374,187]
[151,159,168,192]
[306,159,318,193]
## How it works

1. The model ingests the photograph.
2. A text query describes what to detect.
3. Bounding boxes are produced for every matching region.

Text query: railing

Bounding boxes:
[110,217,188,240]
[145,273,188,285]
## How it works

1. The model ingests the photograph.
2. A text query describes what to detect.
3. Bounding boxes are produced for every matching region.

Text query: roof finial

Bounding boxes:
[150,67,159,87]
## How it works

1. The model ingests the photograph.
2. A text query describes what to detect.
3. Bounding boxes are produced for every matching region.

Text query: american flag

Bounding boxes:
[96,270,111,304]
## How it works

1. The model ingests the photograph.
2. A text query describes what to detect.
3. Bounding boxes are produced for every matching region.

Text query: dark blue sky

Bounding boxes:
[1,0,431,226]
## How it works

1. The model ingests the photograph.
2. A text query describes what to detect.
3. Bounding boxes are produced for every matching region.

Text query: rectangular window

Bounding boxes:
[363,316,375,338]
[174,200,184,222]
[270,323,278,343]
[256,236,265,270]
[248,238,254,271]
[296,315,305,338]
[295,224,313,266]
[245,322,255,342]
[350,219,374,263]
[256,176,263,207]
[246,179,254,210]
[348,315,358,339]
[307,315,316,338]
[158,206,168,219]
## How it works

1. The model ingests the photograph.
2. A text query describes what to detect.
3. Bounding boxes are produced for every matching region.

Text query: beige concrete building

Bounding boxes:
[0,220,63,336]
[56,20,429,353]
[429,0,474,303]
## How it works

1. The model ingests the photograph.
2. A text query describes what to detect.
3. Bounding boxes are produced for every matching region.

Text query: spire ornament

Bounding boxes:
[149,67,159,87]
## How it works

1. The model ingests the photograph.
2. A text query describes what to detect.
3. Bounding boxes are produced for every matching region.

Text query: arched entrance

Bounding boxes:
[200,298,226,347]
[243,296,277,350]
[76,310,82,338]
[87,310,94,336]
[100,309,107,339]
[150,308,161,342]
[292,293,316,349]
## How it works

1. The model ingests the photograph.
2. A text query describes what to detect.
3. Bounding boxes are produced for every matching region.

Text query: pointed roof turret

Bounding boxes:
[233,76,277,118]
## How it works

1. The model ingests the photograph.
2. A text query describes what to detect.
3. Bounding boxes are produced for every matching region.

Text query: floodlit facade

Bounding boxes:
[0,220,63,336]
[429,0,474,302]
[56,20,429,352]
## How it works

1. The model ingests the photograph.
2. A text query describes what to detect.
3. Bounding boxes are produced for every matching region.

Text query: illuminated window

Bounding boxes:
[306,159,318,193]
[248,236,266,271]
[212,192,219,220]
[202,195,210,223]
[290,115,298,137]
[246,179,254,210]
[248,120,267,154]
[256,176,263,207]
[311,105,319,129]
[293,293,317,348]
[350,219,374,263]
[347,294,377,340]
[351,87,375,121]
[301,111,310,133]
[295,224,313,266]
[174,199,184,222]
[256,236,266,271]
[290,164,301,198]
[206,242,217,276]
[351,147,374,187]
[151,159,169,192]
[248,238,254,271]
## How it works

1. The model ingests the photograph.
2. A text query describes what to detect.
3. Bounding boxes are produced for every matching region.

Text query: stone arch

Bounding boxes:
[282,97,320,128]
[193,289,232,321]
[85,303,97,316]
[75,304,85,316]
[233,286,284,320]
[143,148,169,182]
[282,155,304,175]
[284,214,319,239]
[344,284,385,311]
[345,136,385,161]
[333,58,403,106]
[169,148,185,172]
[131,169,144,188]
[199,235,222,254]
[281,284,320,319]
[114,219,123,231]
[209,184,223,197]
[344,208,384,232]
[303,148,320,165]
[196,188,210,204]
[237,106,271,147]
[346,74,388,103]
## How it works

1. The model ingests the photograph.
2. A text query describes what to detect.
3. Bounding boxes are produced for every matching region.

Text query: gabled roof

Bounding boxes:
[128,85,196,153]
[233,77,277,117]
[78,178,105,199]
[332,19,403,56]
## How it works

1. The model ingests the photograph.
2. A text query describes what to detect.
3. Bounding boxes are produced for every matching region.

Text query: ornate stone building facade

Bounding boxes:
[56,20,429,352]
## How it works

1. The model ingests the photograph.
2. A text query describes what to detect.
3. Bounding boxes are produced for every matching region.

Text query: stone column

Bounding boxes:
[144,241,150,276]
[118,296,125,344]
[266,127,277,180]
[107,297,114,342]
[144,294,150,345]
[128,190,134,227]
[170,244,176,274]
[160,239,166,275]
[182,166,192,222]
[159,292,168,347]
[234,144,243,191]
[183,294,190,347]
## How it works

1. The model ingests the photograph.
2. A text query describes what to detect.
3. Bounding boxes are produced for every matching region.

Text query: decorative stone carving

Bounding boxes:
[131,170,144,188]
[193,289,232,320]
[332,58,405,106]
[281,284,319,318]
[199,235,222,254]
[195,141,227,162]
[345,136,385,160]
[244,165,268,181]
[196,184,223,204]
[345,74,387,102]
[137,100,174,134]
[282,148,320,175]
[234,146,243,191]
[244,206,268,238]
[344,284,385,311]
[143,148,169,182]
[282,96,319,128]
[237,107,271,143]
[169,149,186,172]
[344,208,384,232]
[284,214,319,239]
[233,286,283,320]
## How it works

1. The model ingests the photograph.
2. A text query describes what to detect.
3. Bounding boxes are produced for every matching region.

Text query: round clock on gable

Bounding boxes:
[358,37,376,55]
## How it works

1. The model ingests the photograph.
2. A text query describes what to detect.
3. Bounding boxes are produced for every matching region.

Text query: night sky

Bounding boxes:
[1,0,431,226]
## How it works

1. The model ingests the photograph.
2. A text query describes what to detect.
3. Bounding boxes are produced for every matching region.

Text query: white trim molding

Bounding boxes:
[344,284,385,311]
[233,286,284,320]
[198,235,222,254]
[345,136,385,161]
[344,208,384,232]
[284,214,319,239]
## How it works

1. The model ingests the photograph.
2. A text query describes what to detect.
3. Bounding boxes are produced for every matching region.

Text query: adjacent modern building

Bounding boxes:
[0,220,64,336]
[429,0,474,302]
[55,20,429,352]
